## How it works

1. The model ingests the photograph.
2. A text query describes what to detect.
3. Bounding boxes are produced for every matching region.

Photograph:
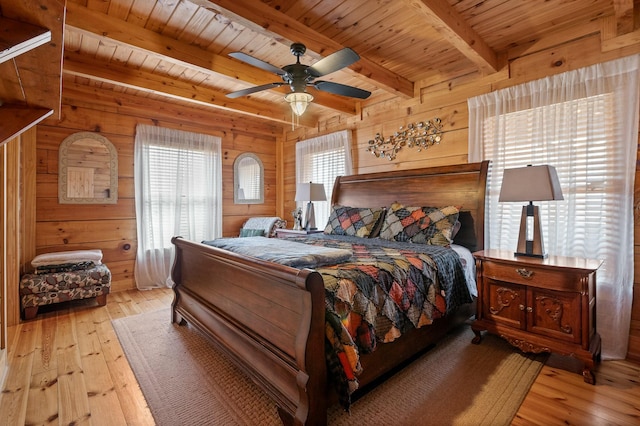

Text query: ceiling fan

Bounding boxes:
[226,43,371,116]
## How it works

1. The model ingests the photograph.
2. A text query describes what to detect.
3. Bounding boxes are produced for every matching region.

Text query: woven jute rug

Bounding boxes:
[113,309,545,425]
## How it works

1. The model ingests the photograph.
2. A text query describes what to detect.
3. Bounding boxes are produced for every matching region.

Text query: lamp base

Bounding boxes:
[304,201,317,231]
[514,251,547,259]
[514,203,547,258]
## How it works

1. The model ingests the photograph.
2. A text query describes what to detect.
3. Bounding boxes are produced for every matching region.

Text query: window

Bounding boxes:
[481,94,614,257]
[296,130,353,228]
[468,55,640,359]
[134,124,222,289]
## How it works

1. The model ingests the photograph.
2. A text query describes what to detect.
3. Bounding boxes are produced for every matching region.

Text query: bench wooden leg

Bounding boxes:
[95,294,108,306]
[23,306,38,320]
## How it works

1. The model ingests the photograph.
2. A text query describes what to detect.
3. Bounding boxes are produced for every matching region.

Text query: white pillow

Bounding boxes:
[31,249,103,267]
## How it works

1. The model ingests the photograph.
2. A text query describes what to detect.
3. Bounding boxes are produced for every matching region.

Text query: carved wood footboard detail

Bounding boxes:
[171,237,327,425]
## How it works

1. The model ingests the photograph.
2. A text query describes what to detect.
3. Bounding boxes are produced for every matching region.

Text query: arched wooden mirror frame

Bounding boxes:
[58,132,118,204]
[233,152,264,204]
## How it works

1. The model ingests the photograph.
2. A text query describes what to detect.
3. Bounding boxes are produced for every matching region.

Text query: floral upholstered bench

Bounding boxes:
[19,250,111,320]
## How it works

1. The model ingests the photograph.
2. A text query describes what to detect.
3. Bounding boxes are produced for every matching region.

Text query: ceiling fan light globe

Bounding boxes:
[284,92,314,116]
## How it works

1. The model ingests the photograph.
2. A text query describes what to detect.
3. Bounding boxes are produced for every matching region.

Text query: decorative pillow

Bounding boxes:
[239,228,265,237]
[324,206,385,238]
[379,203,460,245]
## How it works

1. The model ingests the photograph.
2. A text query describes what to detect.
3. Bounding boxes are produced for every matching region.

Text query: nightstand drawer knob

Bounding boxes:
[519,304,525,311]
[526,306,533,313]
[516,268,534,278]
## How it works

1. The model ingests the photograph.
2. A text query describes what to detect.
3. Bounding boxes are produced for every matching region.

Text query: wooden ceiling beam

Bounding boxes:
[63,51,318,127]
[613,0,635,34]
[65,2,268,84]
[404,0,499,74]
[65,2,358,116]
[192,0,415,99]
[60,80,281,138]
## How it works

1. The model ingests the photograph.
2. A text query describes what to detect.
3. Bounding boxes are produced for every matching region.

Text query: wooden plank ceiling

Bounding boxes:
[55,0,618,131]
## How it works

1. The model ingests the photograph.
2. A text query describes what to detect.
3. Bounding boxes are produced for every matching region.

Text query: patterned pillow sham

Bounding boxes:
[379,203,460,246]
[324,205,385,238]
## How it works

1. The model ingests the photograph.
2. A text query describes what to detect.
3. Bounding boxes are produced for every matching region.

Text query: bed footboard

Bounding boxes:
[171,237,327,425]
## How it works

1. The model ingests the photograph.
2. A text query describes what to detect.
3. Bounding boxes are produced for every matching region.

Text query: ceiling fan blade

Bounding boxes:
[306,48,360,77]
[313,81,371,99]
[228,51,288,76]
[226,83,284,98]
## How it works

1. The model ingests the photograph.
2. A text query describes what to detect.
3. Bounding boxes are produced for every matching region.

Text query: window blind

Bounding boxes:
[296,130,353,229]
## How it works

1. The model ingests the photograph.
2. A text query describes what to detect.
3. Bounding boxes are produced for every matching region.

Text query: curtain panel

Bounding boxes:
[468,54,640,359]
[295,130,353,229]
[134,124,222,289]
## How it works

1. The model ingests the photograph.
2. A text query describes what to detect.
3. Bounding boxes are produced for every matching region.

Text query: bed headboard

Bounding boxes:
[330,161,490,252]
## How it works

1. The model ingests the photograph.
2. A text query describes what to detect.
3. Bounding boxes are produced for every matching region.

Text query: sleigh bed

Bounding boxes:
[171,160,489,425]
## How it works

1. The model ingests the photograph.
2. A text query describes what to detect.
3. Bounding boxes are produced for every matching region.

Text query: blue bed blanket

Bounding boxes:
[202,236,353,269]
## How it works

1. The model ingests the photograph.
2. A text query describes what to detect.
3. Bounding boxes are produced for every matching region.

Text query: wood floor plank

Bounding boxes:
[55,311,92,425]
[31,312,58,375]
[534,367,640,424]
[75,307,129,426]
[90,301,155,425]
[26,369,59,425]
[0,321,38,426]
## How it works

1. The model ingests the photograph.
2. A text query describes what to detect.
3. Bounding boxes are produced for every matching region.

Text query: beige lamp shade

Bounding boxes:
[295,182,327,202]
[499,165,563,258]
[499,165,564,202]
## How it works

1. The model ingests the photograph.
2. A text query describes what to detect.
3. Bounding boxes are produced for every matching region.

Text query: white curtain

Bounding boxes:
[134,124,222,289]
[468,55,639,359]
[296,130,353,229]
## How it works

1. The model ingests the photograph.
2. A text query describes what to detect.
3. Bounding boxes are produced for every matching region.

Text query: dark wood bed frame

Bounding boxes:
[170,160,490,425]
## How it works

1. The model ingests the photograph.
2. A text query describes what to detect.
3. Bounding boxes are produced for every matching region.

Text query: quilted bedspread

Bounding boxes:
[284,234,472,408]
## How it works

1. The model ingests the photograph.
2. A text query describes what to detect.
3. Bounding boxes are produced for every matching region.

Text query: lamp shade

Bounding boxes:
[295,182,326,202]
[499,165,564,202]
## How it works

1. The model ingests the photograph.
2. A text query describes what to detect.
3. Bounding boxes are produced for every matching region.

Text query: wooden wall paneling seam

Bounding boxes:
[7,135,20,328]
[20,128,37,275]
[1,142,6,358]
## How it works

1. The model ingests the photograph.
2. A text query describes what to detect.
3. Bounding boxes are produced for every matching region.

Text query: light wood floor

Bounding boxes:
[1,288,639,425]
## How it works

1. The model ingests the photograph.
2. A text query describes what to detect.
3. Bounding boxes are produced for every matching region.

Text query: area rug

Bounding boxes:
[112,309,545,425]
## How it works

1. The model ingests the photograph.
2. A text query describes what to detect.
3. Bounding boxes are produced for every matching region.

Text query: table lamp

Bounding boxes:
[295,182,326,231]
[499,165,563,258]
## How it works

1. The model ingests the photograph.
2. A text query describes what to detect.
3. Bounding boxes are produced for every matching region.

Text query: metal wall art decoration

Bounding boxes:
[367,118,444,161]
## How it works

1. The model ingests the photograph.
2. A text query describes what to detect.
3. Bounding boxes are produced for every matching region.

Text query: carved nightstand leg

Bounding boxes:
[583,368,595,385]
[471,328,482,344]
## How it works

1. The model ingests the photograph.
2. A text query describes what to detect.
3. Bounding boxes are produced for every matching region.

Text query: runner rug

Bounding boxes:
[113,309,545,425]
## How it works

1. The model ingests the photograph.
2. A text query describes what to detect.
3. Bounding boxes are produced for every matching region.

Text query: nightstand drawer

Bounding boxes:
[482,261,581,292]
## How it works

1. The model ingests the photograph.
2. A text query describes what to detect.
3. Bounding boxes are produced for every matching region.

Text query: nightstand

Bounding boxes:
[275,228,324,238]
[472,249,602,384]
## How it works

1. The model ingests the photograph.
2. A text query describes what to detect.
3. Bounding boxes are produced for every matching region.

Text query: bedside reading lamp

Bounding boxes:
[499,165,563,258]
[295,182,326,231]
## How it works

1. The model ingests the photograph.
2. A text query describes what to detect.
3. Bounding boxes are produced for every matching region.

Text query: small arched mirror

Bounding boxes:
[234,153,264,204]
[59,132,118,204]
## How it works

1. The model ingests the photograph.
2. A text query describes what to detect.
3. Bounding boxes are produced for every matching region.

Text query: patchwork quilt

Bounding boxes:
[271,234,472,408]
[203,233,471,409]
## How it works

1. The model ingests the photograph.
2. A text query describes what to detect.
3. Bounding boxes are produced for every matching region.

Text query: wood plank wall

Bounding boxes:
[0,129,30,352]
[279,31,640,360]
[31,81,279,301]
